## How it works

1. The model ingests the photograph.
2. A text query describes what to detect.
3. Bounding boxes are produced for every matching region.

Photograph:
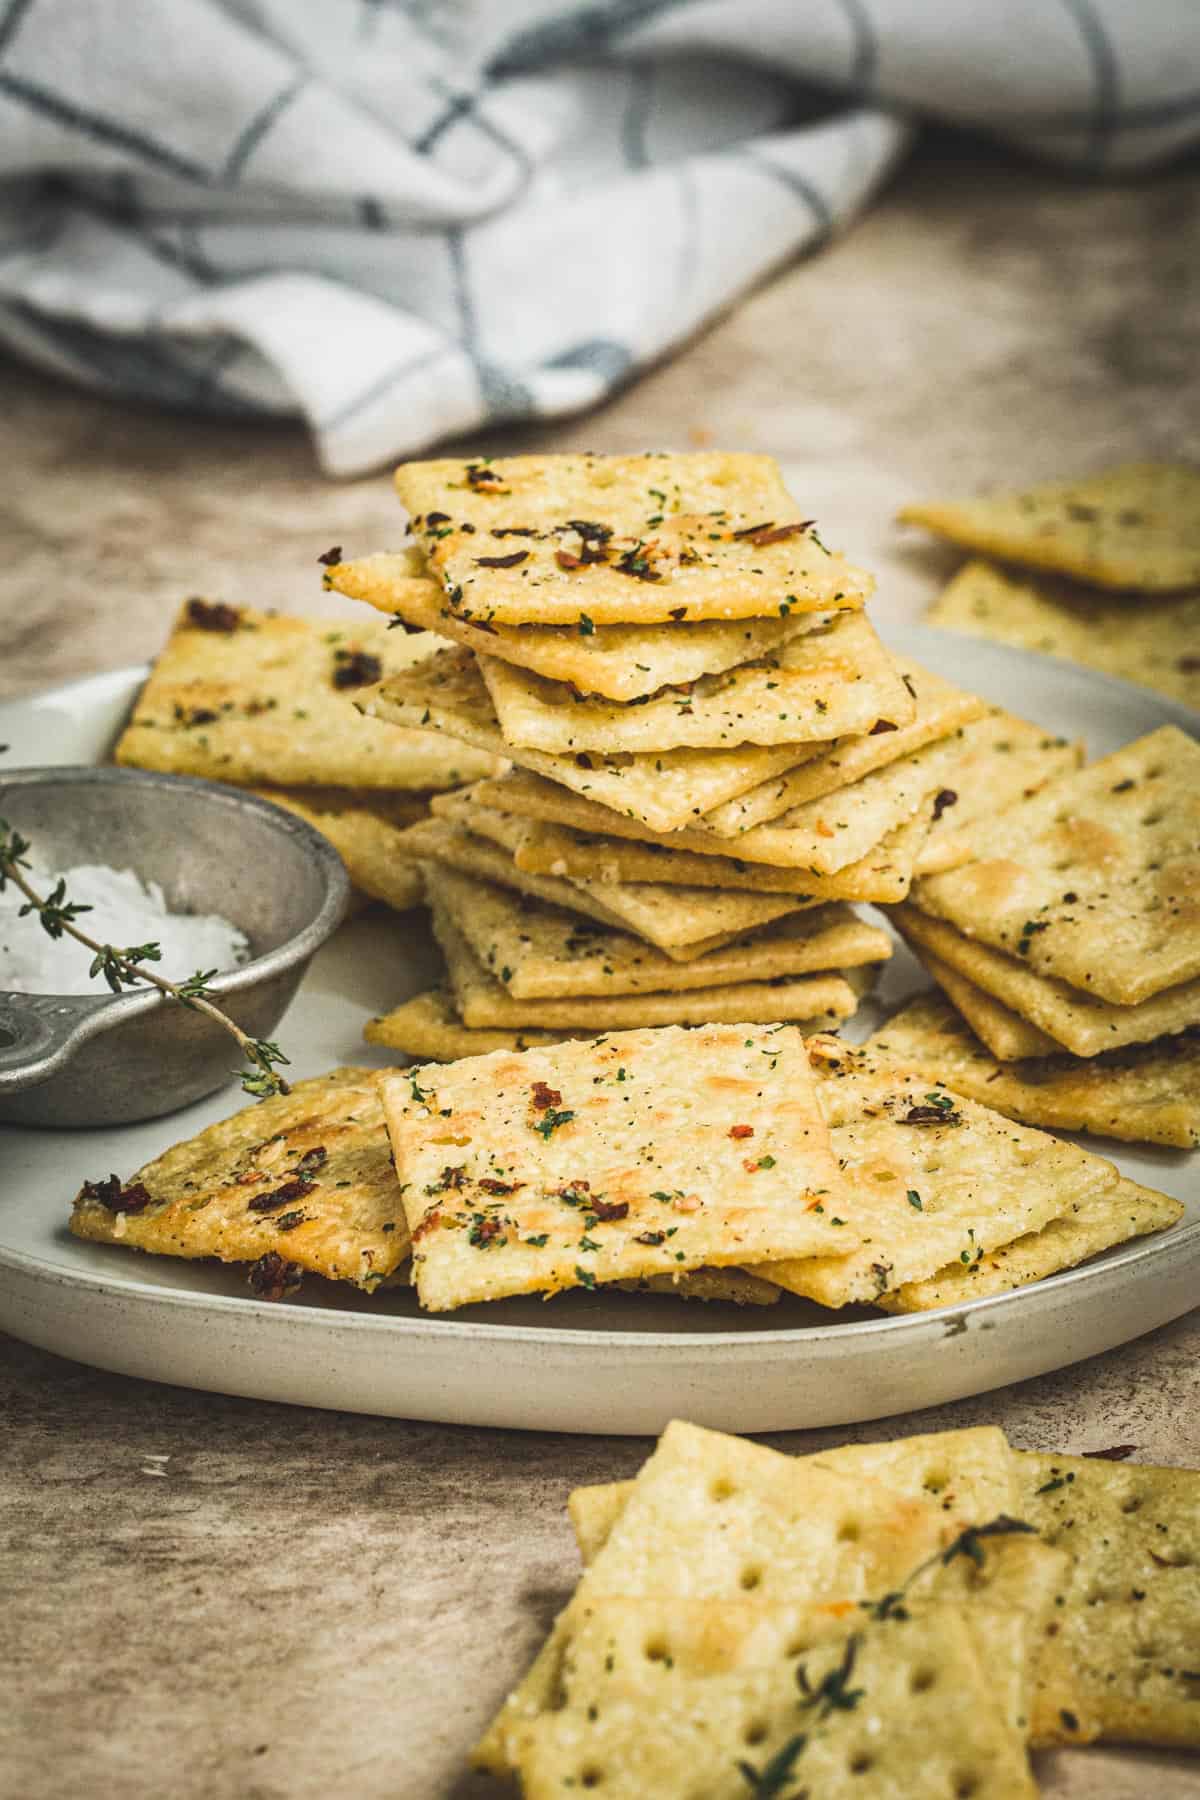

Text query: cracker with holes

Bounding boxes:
[701,660,988,835]
[900,461,1200,592]
[464,778,929,899]
[477,1419,1029,1775]
[515,1601,1039,1800]
[430,896,862,1032]
[251,786,428,912]
[114,602,495,789]
[912,726,1200,1004]
[914,710,1084,876]
[866,993,1200,1148]
[891,904,1200,1058]
[364,645,812,832]
[70,1069,409,1293]
[1016,1450,1200,1746]
[427,865,890,1000]
[381,1024,849,1314]
[878,1175,1182,1314]
[745,1037,1130,1309]
[476,610,914,754]
[401,814,810,957]
[395,451,873,624]
[927,559,1200,711]
[327,550,829,701]
[911,947,1061,1061]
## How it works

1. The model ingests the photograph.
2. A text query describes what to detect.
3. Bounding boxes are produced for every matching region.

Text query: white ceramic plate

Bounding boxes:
[1,631,1197,1435]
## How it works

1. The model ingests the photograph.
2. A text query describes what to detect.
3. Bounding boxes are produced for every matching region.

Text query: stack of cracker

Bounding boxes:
[902,461,1200,711]
[881,724,1200,1154]
[476,1419,1200,1793]
[113,596,498,913]
[327,451,1078,1057]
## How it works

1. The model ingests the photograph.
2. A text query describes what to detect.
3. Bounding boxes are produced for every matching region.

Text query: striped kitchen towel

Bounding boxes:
[0,0,1196,474]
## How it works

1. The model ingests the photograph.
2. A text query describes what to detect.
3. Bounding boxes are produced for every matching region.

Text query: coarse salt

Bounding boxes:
[0,863,250,995]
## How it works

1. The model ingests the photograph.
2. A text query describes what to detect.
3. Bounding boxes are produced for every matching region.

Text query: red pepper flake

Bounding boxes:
[469,1216,505,1248]
[634,1230,665,1246]
[1178,656,1200,673]
[668,605,687,620]
[901,1103,963,1126]
[412,1208,443,1243]
[247,1176,315,1214]
[869,718,899,735]
[728,1124,754,1140]
[475,550,529,569]
[556,549,584,570]
[316,545,343,566]
[294,1146,327,1176]
[732,520,774,539]
[590,1199,629,1222]
[1081,1444,1138,1460]
[479,1177,523,1196]
[247,1252,304,1301]
[332,649,383,689]
[185,598,240,633]
[931,788,958,821]
[80,1175,152,1214]
[742,520,814,548]
[531,1081,562,1110]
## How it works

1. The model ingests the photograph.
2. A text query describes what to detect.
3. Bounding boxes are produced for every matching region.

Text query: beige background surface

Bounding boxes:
[1,134,1198,1798]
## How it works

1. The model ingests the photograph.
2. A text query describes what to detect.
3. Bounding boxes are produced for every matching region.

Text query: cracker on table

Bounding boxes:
[746,1037,1123,1309]
[113,602,496,789]
[428,864,890,1000]
[515,1600,1038,1800]
[900,461,1200,592]
[891,903,1200,1058]
[405,809,809,955]
[395,451,873,624]
[251,786,427,912]
[509,810,930,902]
[365,985,575,1059]
[866,992,1200,1148]
[364,644,811,832]
[701,659,989,835]
[912,726,1200,1004]
[430,894,861,1031]
[916,947,1062,1060]
[327,550,828,701]
[927,558,1200,711]
[478,1417,1018,1773]
[476,609,914,754]
[382,1024,848,1313]
[468,769,929,894]
[914,709,1085,876]
[1017,1450,1200,1746]
[880,1174,1182,1314]
[70,1069,409,1291]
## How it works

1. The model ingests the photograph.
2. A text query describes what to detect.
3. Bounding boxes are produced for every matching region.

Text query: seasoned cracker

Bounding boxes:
[70,1069,409,1291]
[914,710,1085,875]
[469,770,929,894]
[928,558,1200,711]
[516,1601,1037,1800]
[431,896,861,1031]
[252,786,427,912]
[428,864,890,1000]
[364,645,810,832]
[901,462,1200,591]
[382,1024,848,1313]
[880,1175,1182,1313]
[114,602,496,789]
[891,904,1200,1058]
[1017,1450,1200,1745]
[327,551,829,701]
[747,1037,1123,1309]
[867,992,1200,1147]
[701,659,989,835]
[625,1268,782,1306]
[364,986,575,1059]
[403,811,809,955]
[916,948,1061,1061]
[395,451,873,624]
[476,610,914,753]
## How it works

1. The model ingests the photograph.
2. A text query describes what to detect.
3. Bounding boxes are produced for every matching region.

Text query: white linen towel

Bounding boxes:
[0,0,1195,473]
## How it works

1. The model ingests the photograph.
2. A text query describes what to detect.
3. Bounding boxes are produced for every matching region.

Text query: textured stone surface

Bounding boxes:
[1,132,1198,1797]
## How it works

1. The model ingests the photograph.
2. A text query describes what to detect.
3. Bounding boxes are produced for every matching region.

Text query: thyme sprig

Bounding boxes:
[863,1514,1036,1623]
[736,1733,807,1797]
[0,820,290,1100]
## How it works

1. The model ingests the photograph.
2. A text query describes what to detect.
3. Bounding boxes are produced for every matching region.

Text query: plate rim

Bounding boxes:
[1,631,1196,1353]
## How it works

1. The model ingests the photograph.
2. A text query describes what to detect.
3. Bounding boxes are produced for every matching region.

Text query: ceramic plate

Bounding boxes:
[1,629,1196,1435]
